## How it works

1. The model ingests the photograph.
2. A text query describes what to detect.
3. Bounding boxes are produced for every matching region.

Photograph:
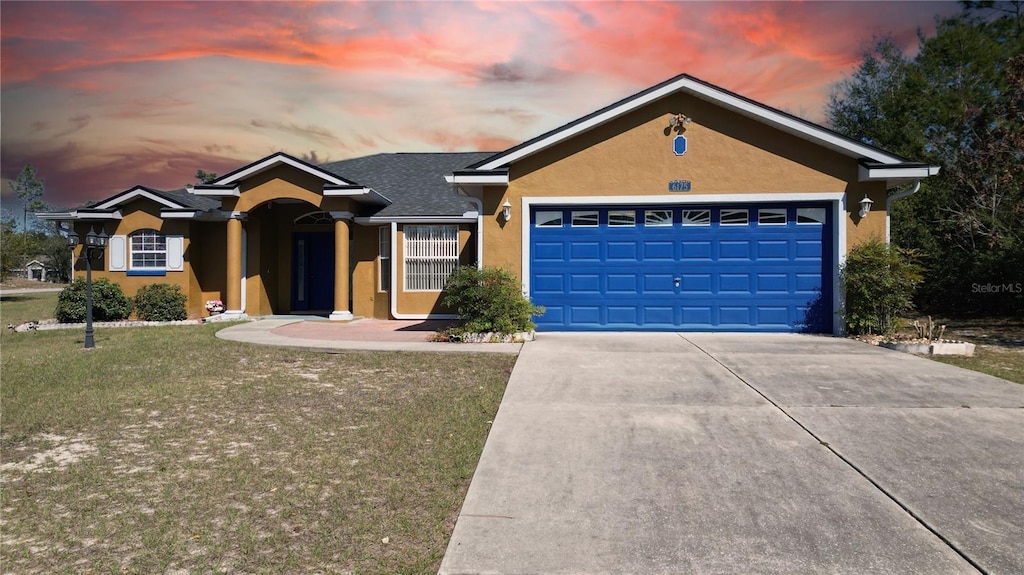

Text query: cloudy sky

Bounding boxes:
[1,1,960,212]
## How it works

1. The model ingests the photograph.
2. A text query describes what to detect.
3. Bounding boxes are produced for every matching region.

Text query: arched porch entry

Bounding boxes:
[223,200,354,320]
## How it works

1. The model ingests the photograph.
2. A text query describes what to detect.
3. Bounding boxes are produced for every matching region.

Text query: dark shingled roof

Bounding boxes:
[152,188,222,211]
[320,152,495,217]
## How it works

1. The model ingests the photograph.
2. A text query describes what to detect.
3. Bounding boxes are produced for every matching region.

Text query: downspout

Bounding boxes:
[885,180,921,243]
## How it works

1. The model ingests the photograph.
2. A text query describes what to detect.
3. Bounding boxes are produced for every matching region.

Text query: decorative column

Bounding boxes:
[225,213,246,317]
[329,212,353,321]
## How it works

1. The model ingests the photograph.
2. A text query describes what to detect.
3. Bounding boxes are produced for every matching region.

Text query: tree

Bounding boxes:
[827,7,1024,316]
[8,164,46,235]
[195,169,218,184]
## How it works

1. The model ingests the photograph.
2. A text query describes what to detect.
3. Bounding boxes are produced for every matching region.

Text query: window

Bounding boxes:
[758,208,787,225]
[536,211,563,227]
[645,210,673,226]
[572,211,599,227]
[404,225,458,291]
[130,230,166,269]
[378,227,390,293]
[797,207,826,224]
[682,209,711,226]
[608,210,636,227]
[295,211,333,225]
[720,209,749,225]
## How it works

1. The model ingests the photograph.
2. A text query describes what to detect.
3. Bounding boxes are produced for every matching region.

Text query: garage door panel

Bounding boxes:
[607,241,638,260]
[530,205,832,332]
[606,274,638,293]
[642,241,675,260]
[719,273,752,294]
[534,241,565,261]
[569,274,601,294]
[644,274,676,293]
[719,240,752,260]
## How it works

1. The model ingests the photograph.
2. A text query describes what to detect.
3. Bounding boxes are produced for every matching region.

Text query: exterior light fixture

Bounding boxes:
[669,114,692,129]
[502,199,512,222]
[67,225,108,349]
[858,194,874,218]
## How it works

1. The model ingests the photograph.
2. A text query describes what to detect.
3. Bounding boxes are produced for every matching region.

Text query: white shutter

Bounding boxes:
[166,236,185,271]
[109,235,127,271]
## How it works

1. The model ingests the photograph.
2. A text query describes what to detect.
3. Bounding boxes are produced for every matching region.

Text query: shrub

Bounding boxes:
[54,278,133,323]
[134,283,187,321]
[840,238,922,336]
[442,266,543,335]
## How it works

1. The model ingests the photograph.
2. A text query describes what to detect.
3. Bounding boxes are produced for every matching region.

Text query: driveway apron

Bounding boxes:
[439,333,1023,575]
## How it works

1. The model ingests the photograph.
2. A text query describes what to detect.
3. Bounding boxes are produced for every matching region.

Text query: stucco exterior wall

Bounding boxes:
[475,92,888,278]
[71,201,203,317]
[351,224,385,319]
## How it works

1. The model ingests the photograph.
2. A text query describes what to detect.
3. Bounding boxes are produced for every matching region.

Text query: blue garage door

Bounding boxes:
[530,205,832,332]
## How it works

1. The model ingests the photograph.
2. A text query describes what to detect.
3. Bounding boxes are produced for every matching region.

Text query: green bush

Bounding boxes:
[442,266,543,335]
[134,283,187,321]
[54,278,133,323]
[840,239,922,336]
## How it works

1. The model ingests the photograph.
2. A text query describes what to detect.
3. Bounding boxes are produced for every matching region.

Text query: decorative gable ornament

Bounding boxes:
[673,135,688,156]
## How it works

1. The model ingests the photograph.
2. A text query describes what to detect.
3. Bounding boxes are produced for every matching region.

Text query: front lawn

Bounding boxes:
[929,316,1024,385]
[0,324,515,573]
[0,290,59,327]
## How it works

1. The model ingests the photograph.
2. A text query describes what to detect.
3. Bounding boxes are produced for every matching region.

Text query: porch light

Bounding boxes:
[858,194,874,218]
[502,199,512,222]
[669,114,691,129]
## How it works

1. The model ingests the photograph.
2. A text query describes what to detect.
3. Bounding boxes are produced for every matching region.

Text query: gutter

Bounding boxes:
[885,180,921,243]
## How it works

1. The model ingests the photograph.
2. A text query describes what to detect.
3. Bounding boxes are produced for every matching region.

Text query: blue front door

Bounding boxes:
[530,205,832,332]
[292,232,335,312]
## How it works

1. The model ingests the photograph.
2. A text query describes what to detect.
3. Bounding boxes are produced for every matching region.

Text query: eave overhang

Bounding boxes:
[36,209,123,222]
[444,170,510,185]
[858,160,941,186]
[190,184,240,197]
[322,185,391,205]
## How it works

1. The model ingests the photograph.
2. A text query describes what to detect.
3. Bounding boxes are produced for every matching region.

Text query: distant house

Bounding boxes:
[20,257,56,282]
[39,73,938,334]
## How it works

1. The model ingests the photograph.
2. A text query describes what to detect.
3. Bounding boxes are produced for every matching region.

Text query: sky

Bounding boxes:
[1,0,962,213]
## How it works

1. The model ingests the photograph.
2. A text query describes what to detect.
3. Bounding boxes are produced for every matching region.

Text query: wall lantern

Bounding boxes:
[502,199,512,222]
[858,194,874,218]
[67,226,109,349]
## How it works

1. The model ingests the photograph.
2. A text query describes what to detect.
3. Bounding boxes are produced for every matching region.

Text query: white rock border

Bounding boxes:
[879,341,976,357]
[449,331,535,344]
[9,318,203,332]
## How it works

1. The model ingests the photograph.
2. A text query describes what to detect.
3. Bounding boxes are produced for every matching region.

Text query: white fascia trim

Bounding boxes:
[191,186,240,197]
[477,77,905,171]
[388,221,458,320]
[858,165,940,182]
[36,212,75,220]
[217,155,354,186]
[161,211,198,219]
[444,173,510,185]
[354,215,477,224]
[38,210,124,221]
[323,187,391,205]
[520,193,846,336]
[95,189,185,210]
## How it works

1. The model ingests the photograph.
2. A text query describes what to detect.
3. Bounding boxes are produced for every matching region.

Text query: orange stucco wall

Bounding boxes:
[471,92,888,279]
[71,201,206,318]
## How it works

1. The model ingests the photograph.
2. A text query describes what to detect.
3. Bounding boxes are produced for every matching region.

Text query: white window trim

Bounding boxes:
[403,224,459,292]
[130,230,168,270]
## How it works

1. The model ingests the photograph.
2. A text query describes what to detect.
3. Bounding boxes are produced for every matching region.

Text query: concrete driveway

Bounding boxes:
[440,333,1023,575]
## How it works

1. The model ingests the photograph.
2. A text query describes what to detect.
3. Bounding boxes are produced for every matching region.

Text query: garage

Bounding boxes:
[529,204,833,332]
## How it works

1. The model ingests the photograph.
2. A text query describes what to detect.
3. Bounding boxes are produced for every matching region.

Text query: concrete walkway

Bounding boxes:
[440,333,1023,574]
[216,318,522,354]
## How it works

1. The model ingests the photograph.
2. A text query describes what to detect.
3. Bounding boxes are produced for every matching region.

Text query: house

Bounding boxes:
[40,73,938,333]
[21,256,56,282]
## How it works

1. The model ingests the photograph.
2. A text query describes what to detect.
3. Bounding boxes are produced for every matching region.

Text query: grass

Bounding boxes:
[925,316,1024,385]
[0,323,516,573]
[0,290,59,327]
